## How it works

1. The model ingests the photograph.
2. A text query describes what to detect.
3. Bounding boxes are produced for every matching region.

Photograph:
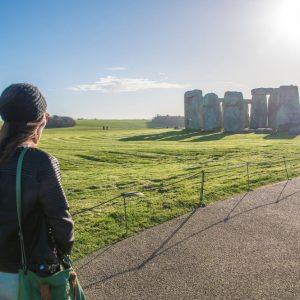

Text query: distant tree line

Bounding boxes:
[45,115,76,128]
[148,115,184,128]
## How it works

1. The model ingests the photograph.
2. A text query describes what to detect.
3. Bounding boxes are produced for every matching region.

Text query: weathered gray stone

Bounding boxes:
[203,93,221,131]
[244,102,250,128]
[288,125,300,135]
[223,91,245,132]
[184,90,203,129]
[278,85,299,108]
[250,94,268,129]
[251,88,274,96]
[221,97,248,129]
[184,85,300,133]
[268,89,279,129]
[276,85,300,131]
[289,126,300,135]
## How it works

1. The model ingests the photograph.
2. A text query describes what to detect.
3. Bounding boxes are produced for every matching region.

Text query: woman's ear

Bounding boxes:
[45,112,50,123]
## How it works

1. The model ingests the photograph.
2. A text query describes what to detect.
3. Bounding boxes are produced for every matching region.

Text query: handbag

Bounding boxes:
[16,147,86,300]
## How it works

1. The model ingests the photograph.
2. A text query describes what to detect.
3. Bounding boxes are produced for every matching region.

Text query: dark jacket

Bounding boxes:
[0,146,74,273]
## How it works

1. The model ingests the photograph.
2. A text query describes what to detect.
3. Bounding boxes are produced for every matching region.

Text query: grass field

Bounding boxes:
[38,119,300,260]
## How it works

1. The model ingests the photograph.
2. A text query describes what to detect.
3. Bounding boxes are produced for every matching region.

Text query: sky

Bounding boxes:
[0,0,300,119]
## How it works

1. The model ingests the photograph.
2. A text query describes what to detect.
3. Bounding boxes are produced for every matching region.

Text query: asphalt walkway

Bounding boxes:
[76,178,300,299]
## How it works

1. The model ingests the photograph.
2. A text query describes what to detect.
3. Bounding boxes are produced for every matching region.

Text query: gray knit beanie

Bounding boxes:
[0,83,47,122]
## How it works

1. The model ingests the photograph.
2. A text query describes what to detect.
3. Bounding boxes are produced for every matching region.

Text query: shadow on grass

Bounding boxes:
[76,154,104,162]
[189,132,234,142]
[119,130,234,142]
[263,133,297,140]
[120,129,299,142]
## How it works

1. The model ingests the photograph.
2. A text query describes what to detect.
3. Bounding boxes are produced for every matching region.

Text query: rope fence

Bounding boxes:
[72,154,300,276]
[72,155,300,244]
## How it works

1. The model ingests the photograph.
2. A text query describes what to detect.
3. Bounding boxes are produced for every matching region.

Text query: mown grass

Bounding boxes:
[73,119,149,130]
[38,120,300,260]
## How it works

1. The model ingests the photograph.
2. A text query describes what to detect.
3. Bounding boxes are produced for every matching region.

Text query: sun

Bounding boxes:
[273,0,300,42]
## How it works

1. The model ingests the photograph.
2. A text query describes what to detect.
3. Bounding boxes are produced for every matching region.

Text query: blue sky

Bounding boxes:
[1,0,300,119]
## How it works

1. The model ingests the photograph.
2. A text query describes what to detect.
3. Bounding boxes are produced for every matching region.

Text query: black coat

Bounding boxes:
[0,146,74,273]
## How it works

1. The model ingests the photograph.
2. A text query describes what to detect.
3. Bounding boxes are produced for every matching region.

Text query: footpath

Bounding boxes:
[76,178,300,299]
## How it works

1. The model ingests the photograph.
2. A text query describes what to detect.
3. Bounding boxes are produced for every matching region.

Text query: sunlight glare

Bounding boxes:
[273,0,300,43]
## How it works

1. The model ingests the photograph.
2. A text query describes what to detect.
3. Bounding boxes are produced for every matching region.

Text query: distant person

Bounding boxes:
[103,126,105,130]
[0,83,74,299]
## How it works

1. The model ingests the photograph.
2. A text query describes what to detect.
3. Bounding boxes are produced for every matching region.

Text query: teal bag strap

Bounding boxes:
[16,147,29,272]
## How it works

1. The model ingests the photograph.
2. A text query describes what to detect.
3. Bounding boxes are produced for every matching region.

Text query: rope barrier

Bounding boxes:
[71,154,300,273]
[72,195,122,217]
[71,156,300,220]
[205,164,245,174]
[247,167,284,176]
[154,172,199,189]
[249,160,282,167]
[205,171,244,181]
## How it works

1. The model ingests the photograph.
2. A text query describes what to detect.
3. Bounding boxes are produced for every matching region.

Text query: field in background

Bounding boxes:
[39,119,300,260]
[75,119,149,129]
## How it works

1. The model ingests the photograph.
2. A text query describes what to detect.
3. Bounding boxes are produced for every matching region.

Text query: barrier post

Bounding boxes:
[199,170,205,208]
[121,192,144,236]
[283,157,289,180]
[246,162,250,191]
[122,195,128,235]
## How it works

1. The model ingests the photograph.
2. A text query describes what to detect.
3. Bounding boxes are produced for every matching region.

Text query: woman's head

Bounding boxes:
[0,83,49,164]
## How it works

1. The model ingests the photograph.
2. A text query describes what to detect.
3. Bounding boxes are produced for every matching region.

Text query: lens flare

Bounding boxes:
[273,0,300,43]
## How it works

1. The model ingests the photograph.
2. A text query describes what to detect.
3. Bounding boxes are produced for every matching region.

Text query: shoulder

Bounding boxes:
[24,148,60,170]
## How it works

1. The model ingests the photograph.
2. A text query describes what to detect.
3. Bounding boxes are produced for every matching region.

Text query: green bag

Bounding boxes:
[16,147,86,300]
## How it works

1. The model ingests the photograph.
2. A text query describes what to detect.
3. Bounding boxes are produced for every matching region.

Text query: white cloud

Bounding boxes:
[158,72,169,80]
[105,67,127,71]
[67,76,190,93]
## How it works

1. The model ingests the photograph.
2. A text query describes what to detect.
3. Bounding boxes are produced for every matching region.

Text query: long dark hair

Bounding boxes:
[0,116,44,164]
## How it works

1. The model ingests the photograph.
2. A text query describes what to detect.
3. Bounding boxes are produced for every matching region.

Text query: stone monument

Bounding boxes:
[250,88,268,129]
[276,85,300,131]
[183,84,300,134]
[203,93,222,131]
[184,90,204,130]
[244,101,250,129]
[223,91,245,132]
[268,88,279,130]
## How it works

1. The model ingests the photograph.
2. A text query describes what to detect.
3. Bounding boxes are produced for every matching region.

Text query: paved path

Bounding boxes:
[76,179,300,299]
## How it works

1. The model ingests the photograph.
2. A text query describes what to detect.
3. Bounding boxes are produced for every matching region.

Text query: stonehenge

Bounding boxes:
[203,93,222,131]
[184,85,300,133]
[223,91,245,132]
[184,90,204,130]
[268,89,279,130]
[250,88,268,129]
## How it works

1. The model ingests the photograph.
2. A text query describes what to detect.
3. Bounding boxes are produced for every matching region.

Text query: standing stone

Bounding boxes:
[203,93,221,131]
[223,91,245,132]
[250,94,267,129]
[268,89,279,129]
[250,88,268,129]
[276,85,300,131]
[184,90,204,129]
[244,101,250,128]
[278,85,299,108]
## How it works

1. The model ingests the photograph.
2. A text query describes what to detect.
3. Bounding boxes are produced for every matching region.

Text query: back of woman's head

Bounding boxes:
[0,83,47,164]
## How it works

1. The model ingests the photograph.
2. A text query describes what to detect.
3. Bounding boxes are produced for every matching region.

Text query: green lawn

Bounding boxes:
[38,120,300,260]
[73,119,149,129]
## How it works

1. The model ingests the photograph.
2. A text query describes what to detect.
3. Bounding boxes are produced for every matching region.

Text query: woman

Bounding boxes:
[0,83,74,299]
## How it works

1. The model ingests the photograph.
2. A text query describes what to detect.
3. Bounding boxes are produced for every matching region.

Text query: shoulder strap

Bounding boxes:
[16,147,29,272]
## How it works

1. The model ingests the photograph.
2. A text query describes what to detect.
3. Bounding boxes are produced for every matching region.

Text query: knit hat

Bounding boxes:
[0,83,47,122]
